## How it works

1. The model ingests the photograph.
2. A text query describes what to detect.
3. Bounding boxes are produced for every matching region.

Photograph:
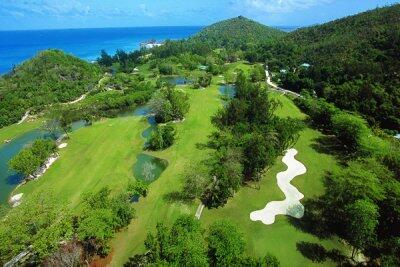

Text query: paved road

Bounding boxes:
[265,68,301,98]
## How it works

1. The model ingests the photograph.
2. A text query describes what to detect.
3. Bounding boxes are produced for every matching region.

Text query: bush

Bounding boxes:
[196,73,213,88]
[158,63,174,75]
[331,112,370,151]
[147,124,176,150]
[9,139,57,177]
[149,86,190,123]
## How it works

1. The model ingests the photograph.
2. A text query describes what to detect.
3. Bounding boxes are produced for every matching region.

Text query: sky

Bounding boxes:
[0,0,398,30]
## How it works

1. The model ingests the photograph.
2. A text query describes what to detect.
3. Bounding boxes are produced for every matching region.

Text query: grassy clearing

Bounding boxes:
[109,81,221,266]
[201,92,345,266]
[0,120,42,144]
[16,115,147,207]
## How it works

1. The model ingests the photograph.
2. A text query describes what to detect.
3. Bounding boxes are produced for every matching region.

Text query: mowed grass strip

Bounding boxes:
[109,83,221,266]
[16,115,147,207]
[0,120,42,144]
[200,92,345,267]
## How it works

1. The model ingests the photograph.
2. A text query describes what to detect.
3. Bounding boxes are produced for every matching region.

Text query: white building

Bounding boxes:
[140,40,163,49]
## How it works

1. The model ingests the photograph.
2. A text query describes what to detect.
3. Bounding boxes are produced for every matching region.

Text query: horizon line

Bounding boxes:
[0,25,302,33]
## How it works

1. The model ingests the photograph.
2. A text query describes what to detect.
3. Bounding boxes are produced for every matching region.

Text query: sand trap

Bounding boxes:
[31,154,59,179]
[250,148,307,225]
[58,143,68,149]
[9,193,23,207]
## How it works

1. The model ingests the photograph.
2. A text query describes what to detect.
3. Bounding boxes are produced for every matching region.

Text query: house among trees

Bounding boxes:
[140,39,163,49]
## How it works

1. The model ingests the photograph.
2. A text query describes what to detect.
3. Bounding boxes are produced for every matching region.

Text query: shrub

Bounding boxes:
[331,112,370,151]
[9,139,57,177]
[147,124,176,150]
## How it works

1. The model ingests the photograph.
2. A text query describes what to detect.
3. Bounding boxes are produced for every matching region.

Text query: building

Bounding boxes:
[140,39,163,49]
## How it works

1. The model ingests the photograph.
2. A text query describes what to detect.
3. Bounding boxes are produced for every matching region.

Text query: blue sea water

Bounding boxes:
[0,25,298,75]
[0,26,203,74]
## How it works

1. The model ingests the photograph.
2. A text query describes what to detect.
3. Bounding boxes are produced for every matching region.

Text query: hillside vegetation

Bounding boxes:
[0,50,101,127]
[192,16,286,49]
[260,4,400,130]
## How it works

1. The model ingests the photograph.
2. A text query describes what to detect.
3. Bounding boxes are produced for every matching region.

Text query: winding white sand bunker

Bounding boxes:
[250,148,307,225]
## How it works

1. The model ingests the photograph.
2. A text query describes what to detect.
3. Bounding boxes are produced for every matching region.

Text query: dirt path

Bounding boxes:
[265,67,301,97]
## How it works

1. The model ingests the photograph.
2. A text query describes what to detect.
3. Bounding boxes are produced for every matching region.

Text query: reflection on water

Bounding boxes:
[132,153,168,184]
[163,76,193,86]
[219,84,236,99]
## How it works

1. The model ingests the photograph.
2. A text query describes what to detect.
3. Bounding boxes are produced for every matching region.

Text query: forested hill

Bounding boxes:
[191,16,286,48]
[289,4,400,69]
[0,50,101,127]
[264,4,400,131]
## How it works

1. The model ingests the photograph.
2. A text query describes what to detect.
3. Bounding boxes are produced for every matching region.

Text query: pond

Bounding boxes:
[132,153,168,184]
[219,84,237,99]
[0,120,87,205]
[0,102,158,205]
[164,76,193,86]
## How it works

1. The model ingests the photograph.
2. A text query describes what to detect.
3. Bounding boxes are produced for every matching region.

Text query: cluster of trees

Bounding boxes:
[0,183,147,266]
[125,215,280,266]
[149,85,190,123]
[9,139,57,177]
[256,4,400,131]
[147,124,176,151]
[250,64,265,83]
[98,49,142,73]
[181,71,303,208]
[44,78,155,128]
[0,50,101,128]
[191,16,285,50]
[295,96,400,265]
[193,72,213,88]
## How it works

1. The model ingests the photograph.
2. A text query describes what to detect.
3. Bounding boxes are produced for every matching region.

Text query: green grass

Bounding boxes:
[201,92,346,266]
[16,115,147,207]
[0,120,42,144]
[11,63,346,266]
[109,81,221,266]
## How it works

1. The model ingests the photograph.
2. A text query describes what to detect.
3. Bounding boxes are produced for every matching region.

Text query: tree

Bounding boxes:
[0,191,72,263]
[128,215,208,266]
[98,50,113,67]
[263,253,281,267]
[345,200,379,259]
[250,64,265,83]
[195,73,213,88]
[158,64,174,75]
[180,165,208,201]
[207,220,245,266]
[9,139,57,177]
[331,113,370,152]
[147,124,176,150]
[149,86,190,123]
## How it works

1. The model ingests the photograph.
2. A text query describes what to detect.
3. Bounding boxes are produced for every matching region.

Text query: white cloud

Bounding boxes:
[139,3,155,17]
[245,0,333,13]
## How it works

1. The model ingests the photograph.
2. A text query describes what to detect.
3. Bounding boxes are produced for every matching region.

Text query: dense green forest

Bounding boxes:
[0,50,101,127]
[259,4,400,131]
[191,16,286,49]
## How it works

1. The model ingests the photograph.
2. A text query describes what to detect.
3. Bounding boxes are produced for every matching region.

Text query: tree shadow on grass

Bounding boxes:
[296,241,347,265]
[163,191,194,205]
[288,199,333,239]
[310,135,350,163]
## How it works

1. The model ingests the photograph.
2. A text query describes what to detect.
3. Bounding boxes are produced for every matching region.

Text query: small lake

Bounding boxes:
[132,153,168,184]
[219,84,237,99]
[0,120,86,204]
[164,76,193,86]
[0,102,164,205]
